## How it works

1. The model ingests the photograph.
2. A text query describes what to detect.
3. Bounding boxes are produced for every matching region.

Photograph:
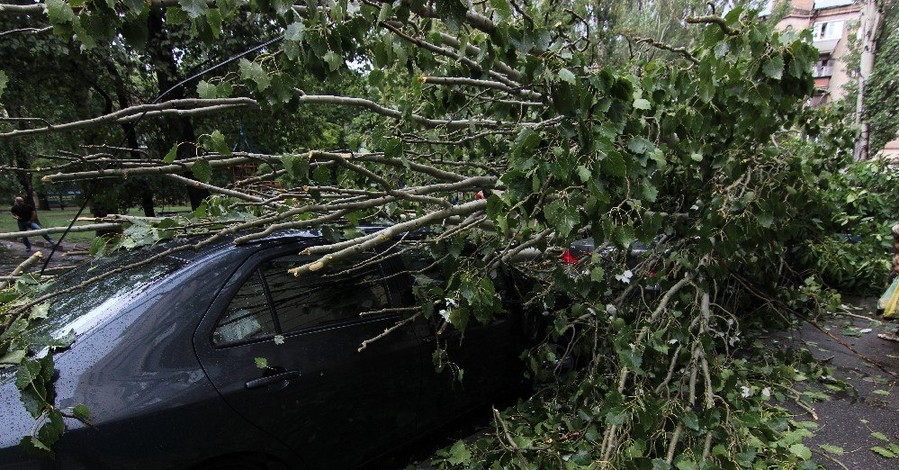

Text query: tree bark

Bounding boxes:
[146,9,209,209]
[854,0,882,161]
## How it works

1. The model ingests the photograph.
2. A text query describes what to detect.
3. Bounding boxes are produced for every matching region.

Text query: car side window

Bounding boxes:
[213,271,278,346]
[260,254,391,334]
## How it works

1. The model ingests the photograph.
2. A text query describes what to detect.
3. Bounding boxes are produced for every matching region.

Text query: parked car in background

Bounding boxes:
[0,230,534,469]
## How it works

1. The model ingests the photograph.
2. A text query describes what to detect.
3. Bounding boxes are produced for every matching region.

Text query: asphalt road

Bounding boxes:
[769,298,899,469]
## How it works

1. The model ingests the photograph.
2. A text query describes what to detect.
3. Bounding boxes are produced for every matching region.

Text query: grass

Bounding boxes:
[1,205,193,245]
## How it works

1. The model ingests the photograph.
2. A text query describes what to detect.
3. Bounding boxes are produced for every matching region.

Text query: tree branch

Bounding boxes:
[0,98,258,138]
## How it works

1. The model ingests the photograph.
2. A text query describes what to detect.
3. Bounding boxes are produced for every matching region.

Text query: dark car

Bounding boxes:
[0,231,531,469]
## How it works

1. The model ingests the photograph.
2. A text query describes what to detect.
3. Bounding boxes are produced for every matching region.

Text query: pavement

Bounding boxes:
[0,238,89,277]
[770,298,899,469]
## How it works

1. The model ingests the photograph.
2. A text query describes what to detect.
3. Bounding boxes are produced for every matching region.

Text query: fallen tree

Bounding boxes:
[0,1,872,467]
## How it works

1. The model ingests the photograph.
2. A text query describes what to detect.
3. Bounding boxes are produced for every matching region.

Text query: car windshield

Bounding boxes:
[21,241,189,351]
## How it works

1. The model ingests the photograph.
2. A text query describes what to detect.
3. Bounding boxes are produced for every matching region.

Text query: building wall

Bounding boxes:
[771,0,899,159]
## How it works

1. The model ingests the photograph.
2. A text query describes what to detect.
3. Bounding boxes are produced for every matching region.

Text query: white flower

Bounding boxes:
[740,386,751,398]
[274,335,285,345]
[605,304,618,315]
[668,338,679,345]
[762,387,771,399]
[438,309,450,321]
[445,297,458,308]
[614,270,633,284]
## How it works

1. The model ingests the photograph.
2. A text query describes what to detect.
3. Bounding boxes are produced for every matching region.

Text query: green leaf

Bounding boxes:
[254,357,268,369]
[714,41,730,58]
[681,411,700,431]
[37,410,65,447]
[72,404,91,420]
[29,303,50,320]
[20,436,54,459]
[447,440,471,465]
[0,349,26,366]
[871,446,898,458]
[0,70,7,99]
[511,128,541,159]
[283,154,309,182]
[762,56,784,80]
[204,130,231,155]
[177,0,207,18]
[163,144,179,164]
[238,58,270,91]
[603,152,627,178]
[197,80,217,99]
[191,160,213,183]
[576,165,591,183]
[15,359,42,392]
[489,0,513,19]
[384,137,404,158]
[204,8,223,37]
[871,432,890,442]
[558,68,576,84]
[627,137,652,154]
[789,444,812,460]
[819,444,845,455]
[46,0,76,25]
[633,98,651,110]
[757,212,774,228]
[285,22,305,42]
[166,6,189,25]
[617,348,643,373]
[651,459,671,470]
[323,51,343,72]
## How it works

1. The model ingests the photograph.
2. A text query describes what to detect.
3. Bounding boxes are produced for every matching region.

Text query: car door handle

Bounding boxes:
[245,370,300,390]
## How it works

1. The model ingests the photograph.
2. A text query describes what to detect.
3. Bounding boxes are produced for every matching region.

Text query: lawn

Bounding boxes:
[1,205,192,245]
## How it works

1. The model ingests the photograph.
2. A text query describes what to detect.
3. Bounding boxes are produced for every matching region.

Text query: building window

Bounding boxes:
[812,58,835,78]
[813,21,844,41]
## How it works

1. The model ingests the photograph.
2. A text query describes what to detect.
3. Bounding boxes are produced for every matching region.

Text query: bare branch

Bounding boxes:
[289,199,488,275]
[0,98,258,138]
[164,174,265,202]
[0,223,123,240]
[295,93,516,129]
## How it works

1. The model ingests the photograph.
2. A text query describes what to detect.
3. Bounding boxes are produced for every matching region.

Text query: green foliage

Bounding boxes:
[2,0,888,466]
[798,160,899,294]
[863,2,899,154]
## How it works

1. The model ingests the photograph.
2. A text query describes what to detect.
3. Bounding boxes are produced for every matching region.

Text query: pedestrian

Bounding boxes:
[878,224,899,342]
[9,196,55,252]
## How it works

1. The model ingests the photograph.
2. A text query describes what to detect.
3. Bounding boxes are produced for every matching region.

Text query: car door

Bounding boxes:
[385,245,525,431]
[194,244,424,469]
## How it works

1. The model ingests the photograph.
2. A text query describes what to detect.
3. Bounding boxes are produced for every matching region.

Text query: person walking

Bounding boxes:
[10,196,55,252]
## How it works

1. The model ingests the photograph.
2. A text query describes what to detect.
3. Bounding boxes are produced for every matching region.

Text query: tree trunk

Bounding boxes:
[146,10,209,209]
[854,0,883,161]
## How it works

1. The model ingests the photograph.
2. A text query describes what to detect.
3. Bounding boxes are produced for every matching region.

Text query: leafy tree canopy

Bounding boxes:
[0,0,885,467]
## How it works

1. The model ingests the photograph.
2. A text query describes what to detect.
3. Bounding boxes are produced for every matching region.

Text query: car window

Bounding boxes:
[260,254,390,334]
[213,271,278,346]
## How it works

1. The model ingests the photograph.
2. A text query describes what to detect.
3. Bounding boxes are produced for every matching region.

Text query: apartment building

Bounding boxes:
[766,0,899,158]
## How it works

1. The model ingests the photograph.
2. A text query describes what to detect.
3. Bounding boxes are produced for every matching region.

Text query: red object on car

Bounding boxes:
[561,248,580,265]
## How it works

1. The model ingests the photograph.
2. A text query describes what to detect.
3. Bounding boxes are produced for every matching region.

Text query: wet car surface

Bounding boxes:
[0,231,532,469]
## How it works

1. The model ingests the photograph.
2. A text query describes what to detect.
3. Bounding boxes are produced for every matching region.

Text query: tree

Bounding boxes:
[0,1,863,466]
[860,0,899,156]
